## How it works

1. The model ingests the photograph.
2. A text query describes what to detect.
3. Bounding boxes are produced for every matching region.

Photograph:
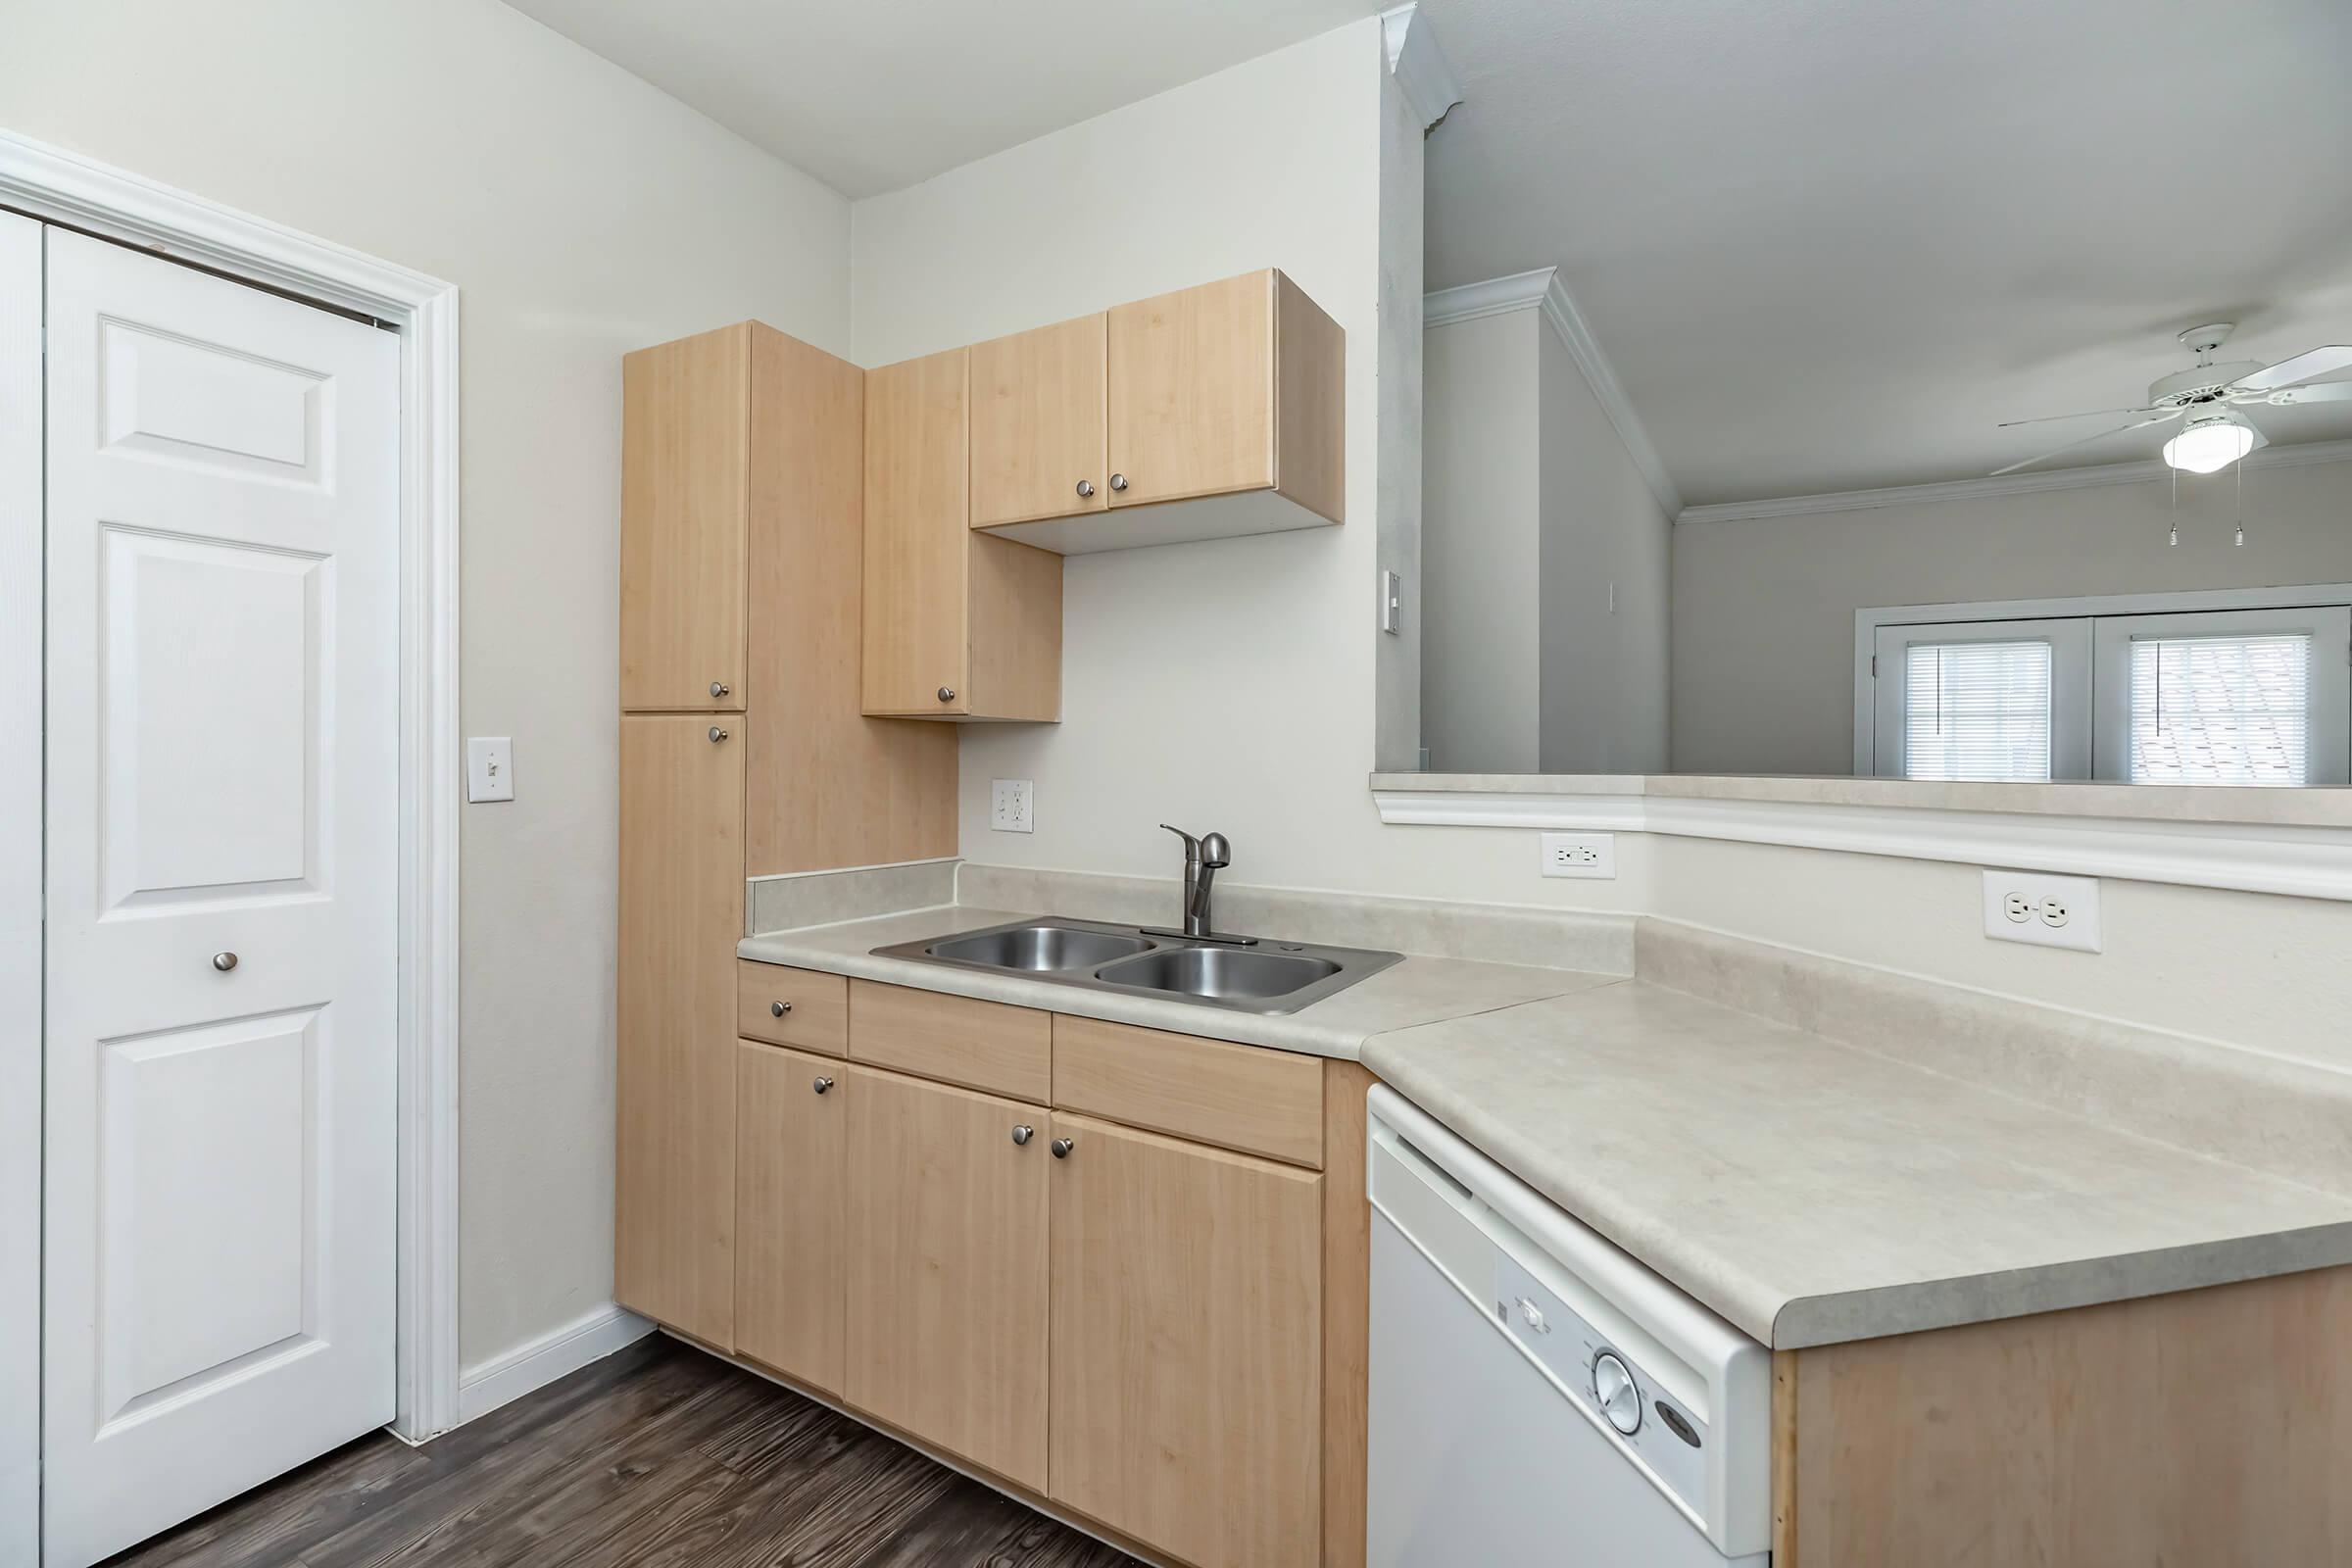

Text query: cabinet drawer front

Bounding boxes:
[849,979,1051,1102]
[736,960,849,1054]
[1053,1014,1323,1168]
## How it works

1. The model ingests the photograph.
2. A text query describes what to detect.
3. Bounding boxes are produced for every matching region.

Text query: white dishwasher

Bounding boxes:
[1367,1087,1772,1566]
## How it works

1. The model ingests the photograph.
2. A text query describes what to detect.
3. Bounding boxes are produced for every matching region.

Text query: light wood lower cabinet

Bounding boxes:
[614,714,744,1350]
[844,1064,1052,1492]
[1048,1113,1325,1568]
[733,1041,847,1393]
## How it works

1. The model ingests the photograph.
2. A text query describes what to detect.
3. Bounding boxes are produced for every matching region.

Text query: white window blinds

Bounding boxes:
[1903,640,2054,782]
[2128,634,2311,786]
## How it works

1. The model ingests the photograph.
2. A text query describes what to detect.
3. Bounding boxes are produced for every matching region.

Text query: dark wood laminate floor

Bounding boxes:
[104,1334,1141,1568]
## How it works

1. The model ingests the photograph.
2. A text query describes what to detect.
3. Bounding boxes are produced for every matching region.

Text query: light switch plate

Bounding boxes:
[1981,868,2100,953]
[990,777,1033,833]
[466,737,514,803]
[1381,569,1403,635]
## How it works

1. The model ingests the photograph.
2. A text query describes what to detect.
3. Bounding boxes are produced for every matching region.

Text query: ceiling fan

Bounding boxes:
[1991,323,2352,477]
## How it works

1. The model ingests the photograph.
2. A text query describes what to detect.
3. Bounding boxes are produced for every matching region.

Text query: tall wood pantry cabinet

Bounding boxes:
[615,320,956,1350]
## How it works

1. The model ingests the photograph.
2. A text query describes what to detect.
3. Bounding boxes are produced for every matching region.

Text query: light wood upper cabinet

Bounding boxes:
[844,1065,1051,1491]
[1048,1112,1325,1568]
[974,270,1345,555]
[734,1041,847,1393]
[969,313,1107,529]
[621,325,749,712]
[862,348,1061,721]
[614,713,744,1349]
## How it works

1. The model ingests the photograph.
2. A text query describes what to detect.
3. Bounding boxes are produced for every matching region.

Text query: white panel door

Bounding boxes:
[41,227,400,1567]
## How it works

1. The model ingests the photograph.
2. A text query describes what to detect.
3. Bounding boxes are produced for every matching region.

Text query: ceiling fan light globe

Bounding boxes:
[2162,418,2255,474]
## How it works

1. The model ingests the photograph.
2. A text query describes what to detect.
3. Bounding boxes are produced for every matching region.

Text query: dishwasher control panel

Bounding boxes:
[1494,1250,1714,1525]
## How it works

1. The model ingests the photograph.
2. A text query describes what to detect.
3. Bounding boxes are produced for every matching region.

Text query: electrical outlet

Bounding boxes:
[990,777,1034,834]
[1982,869,2100,953]
[466,737,514,803]
[1541,832,1616,880]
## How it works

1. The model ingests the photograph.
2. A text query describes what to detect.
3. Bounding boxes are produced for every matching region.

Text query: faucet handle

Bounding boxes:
[1158,823,1201,861]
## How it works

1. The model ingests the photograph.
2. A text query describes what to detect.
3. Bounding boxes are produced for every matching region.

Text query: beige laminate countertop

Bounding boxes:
[742,907,2352,1350]
[738,905,1617,1058]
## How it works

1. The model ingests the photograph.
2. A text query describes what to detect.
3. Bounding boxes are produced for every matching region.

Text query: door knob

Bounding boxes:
[936,687,956,704]
[211,952,239,973]
[770,1000,792,1017]
[1108,472,1129,493]
[709,680,730,698]
[1011,1124,1035,1147]
[709,725,729,743]
[1051,1137,1075,1159]
[1075,479,1095,498]
[812,1076,834,1096]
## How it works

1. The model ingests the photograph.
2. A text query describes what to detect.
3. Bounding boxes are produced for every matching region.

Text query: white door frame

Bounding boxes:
[0,131,463,1553]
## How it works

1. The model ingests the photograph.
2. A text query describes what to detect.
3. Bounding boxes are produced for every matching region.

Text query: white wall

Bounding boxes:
[0,0,854,1369]
[1536,323,1672,773]
[856,19,1399,894]
[1422,312,1542,770]
[1420,306,1672,773]
[857,16,2352,1087]
[1673,457,2352,774]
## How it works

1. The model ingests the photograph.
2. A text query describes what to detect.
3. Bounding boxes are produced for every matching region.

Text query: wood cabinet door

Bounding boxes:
[844,1065,1049,1490]
[621,324,748,712]
[1048,1113,1323,1568]
[1105,270,1275,510]
[734,1041,847,1393]
[861,348,970,716]
[615,714,745,1348]
[970,314,1106,528]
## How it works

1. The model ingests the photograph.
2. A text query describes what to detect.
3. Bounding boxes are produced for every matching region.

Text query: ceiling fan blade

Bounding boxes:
[2230,346,2352,393]
[2271,379,2352,405]
[1996,406,2164,429]
[1988,411,2183,477]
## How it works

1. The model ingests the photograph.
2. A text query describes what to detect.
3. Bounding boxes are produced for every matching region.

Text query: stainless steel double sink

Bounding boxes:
[871,916,1402,1015]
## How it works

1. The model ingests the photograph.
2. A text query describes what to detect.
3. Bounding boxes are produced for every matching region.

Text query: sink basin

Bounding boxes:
[926,925,1152,971]
[1094,947,1342,1002]
[874,916,1399,1014]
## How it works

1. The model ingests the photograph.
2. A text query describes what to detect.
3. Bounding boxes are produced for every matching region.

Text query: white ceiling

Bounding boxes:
[1419,0,2352,506]
[503,0,1387,199]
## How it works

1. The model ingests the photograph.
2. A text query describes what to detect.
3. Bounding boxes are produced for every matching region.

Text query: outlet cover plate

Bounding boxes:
[1541,831,1616,879]
[990,777,1034,834]
[1982,869,2101,953]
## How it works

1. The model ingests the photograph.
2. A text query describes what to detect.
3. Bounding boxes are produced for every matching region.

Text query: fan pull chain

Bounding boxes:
[2233,454,2246,547]
[2168,459,2179,547]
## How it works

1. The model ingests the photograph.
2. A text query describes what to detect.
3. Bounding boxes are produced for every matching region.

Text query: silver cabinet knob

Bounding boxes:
[1108,473,1129,493]
[1051,1137,1075,1159]
[936,687,956,704]
[770,1000,792,1017]
[1011,1124,1035,1147]
[708,725,729,743]
[1075,479,1095,498]
[710,680,730,698]
[211,952,239,972]
[812,1076,834,1096]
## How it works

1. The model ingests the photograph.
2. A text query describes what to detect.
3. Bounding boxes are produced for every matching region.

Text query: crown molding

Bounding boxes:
[1676,436,2352,526]
[1425,266,1685,518]
[1381,5,1462,133]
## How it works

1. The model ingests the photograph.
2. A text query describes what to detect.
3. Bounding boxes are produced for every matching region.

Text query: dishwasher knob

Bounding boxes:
[1592,1351,1642,1436]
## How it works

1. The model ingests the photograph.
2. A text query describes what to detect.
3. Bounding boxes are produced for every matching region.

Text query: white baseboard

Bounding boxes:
[455,1302,653,1427]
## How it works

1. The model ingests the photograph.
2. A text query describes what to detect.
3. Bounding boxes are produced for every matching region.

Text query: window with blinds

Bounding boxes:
[2128,634,2311,786]
[1903,640,2054,782]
